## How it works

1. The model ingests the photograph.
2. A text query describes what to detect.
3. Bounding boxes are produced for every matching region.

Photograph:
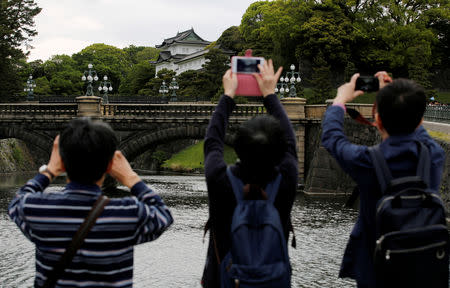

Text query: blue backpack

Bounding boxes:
[220,167,291,288]
[369,142,449,288]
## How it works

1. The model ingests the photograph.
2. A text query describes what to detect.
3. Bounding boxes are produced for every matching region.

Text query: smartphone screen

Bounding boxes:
[236,58,262,74]
[355,76,379,92]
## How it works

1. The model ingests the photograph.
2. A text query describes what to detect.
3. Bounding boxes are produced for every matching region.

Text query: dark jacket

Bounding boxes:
[321,105,445,287]
[201,94,298,287]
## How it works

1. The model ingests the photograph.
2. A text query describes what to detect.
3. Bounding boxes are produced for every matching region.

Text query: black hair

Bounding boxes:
[59,118,118,184]
[234,115,287,184]
[376,78,426,135]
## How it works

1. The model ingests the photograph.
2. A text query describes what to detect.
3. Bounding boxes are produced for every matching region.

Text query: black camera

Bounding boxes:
[355,76,379,92]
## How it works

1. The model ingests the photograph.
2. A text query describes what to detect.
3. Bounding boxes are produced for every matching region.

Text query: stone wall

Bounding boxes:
[304,118,450,212]
[0,139,46,173]
[436,140,450,212]
[304,119,380,195]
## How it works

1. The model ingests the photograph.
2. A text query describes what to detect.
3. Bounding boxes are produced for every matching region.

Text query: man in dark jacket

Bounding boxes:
[321,72,445,287]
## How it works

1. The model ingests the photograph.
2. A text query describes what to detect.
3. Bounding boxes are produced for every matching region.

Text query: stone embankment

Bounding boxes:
[0,139,42,173]
[304,118,450,212]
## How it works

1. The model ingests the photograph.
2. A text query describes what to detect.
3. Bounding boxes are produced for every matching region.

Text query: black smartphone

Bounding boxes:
[355,76,379,92]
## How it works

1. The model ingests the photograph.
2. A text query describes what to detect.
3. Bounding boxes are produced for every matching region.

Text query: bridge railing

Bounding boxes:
[0,103,78,117]
[102,103,266,118]
[424,105,450,123]
[305,103,374,120]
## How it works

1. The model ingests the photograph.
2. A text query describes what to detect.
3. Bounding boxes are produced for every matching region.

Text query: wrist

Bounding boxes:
[224,91,235,99]
[333,97,347,105]
[39,165,55,181]
[123,173,141,189]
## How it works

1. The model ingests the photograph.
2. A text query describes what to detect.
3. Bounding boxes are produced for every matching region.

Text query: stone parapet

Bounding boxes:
[76,96,102,117]
[280,97,306,120]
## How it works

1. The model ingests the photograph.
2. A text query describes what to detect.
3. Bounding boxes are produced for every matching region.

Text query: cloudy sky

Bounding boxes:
[27,0,258,61]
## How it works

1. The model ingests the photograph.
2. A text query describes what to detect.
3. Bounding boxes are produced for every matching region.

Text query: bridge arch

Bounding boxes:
[0,126,53,157]
[119,124,236,162]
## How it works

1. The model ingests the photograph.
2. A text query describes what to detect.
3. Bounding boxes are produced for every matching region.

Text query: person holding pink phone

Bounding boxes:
[201,60,298,287]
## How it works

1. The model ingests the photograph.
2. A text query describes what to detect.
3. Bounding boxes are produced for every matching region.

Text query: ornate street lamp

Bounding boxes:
[81,63,99,96]
[274,83,290,99]
[98,75,113,104]
[279,64,301,97]
[24,75,36,101]
[159,80,169,103]
[169,77,179,102]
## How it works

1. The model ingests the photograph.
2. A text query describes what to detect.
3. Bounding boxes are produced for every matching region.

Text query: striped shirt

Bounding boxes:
[8,174,174,288]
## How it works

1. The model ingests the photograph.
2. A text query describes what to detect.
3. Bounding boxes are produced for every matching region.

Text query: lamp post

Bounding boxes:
[81,63,99,96]
[159,80,169,103]
[98,75,113,104]
[169,77,179,102]
[280,64,301,98]
[274,83,290,99]
[24,75,36,101]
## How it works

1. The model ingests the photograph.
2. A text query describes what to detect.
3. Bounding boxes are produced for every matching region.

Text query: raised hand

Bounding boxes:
[109,151,141,189]
[46,135,65,179]
[253,59,283,97]
[334,73,365,105]
[223,69,238,98]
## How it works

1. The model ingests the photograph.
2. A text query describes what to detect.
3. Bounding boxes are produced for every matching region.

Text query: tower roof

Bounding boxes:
[156,28,210,48]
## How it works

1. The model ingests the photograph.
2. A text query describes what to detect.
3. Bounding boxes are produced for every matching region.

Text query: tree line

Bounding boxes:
[1,0,448,104]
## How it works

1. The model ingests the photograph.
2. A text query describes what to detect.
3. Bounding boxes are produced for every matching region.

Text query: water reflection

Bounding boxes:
[0,174,357,287]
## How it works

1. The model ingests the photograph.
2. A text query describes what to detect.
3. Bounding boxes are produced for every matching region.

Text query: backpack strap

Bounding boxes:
[265,173,282,204]
[226,166,245,202]
[416,141,431,187]
[368,145,392,193]
[369,141,431,194]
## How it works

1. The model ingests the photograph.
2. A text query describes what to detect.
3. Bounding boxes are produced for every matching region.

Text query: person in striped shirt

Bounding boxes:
[8,118,174,288]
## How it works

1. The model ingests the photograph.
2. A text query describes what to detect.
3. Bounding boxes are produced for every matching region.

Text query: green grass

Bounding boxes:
[162,140,238,172]
[428,131,450,143]
[435,91,450,104]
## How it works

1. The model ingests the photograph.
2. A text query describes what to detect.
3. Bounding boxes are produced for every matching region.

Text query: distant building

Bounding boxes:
[152,28,233,76]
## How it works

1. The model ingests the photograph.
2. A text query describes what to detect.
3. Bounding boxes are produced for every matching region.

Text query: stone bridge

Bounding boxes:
[0,96,375,184]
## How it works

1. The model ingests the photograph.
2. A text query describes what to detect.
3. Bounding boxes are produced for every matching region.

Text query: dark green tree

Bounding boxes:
[310,52,333,104]
[0,0,41,101]
[201,48,231,99]
[239,1,275,59]
[41,55,83,95]
[216,26,243,53]
[118,61,155,95]
[72,44,130,94]
[139,68,175,97]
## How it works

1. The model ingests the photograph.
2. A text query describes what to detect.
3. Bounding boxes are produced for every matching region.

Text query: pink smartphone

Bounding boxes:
[231,56,265,96]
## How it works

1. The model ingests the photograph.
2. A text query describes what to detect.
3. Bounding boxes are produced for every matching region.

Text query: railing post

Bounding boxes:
[76,96,102,117]
[281,97,307,182]
[280,97,306,120]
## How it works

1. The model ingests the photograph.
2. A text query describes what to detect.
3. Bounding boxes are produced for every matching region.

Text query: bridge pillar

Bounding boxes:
[281,97,306,182]
[76,96,102,117]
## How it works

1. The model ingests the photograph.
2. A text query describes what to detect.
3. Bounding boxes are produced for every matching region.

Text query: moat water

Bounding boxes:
[0,173,357,287]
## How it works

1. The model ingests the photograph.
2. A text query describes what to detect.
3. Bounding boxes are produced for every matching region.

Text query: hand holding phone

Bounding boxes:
[231,55,265,96]
[355,76,380,92]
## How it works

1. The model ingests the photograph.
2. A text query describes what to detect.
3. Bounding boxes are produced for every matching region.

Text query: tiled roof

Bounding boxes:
[156,28,210,48]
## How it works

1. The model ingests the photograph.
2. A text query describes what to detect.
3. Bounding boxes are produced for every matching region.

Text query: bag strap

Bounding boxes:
[226,166,245,202]
[226,166,282,204]
[368,141,431,194]
[43,195,110,288]
[368,145,392,193]
[416,141,431,187]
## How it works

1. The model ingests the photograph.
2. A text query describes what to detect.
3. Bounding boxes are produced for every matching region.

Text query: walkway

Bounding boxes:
[423,121,450,134]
